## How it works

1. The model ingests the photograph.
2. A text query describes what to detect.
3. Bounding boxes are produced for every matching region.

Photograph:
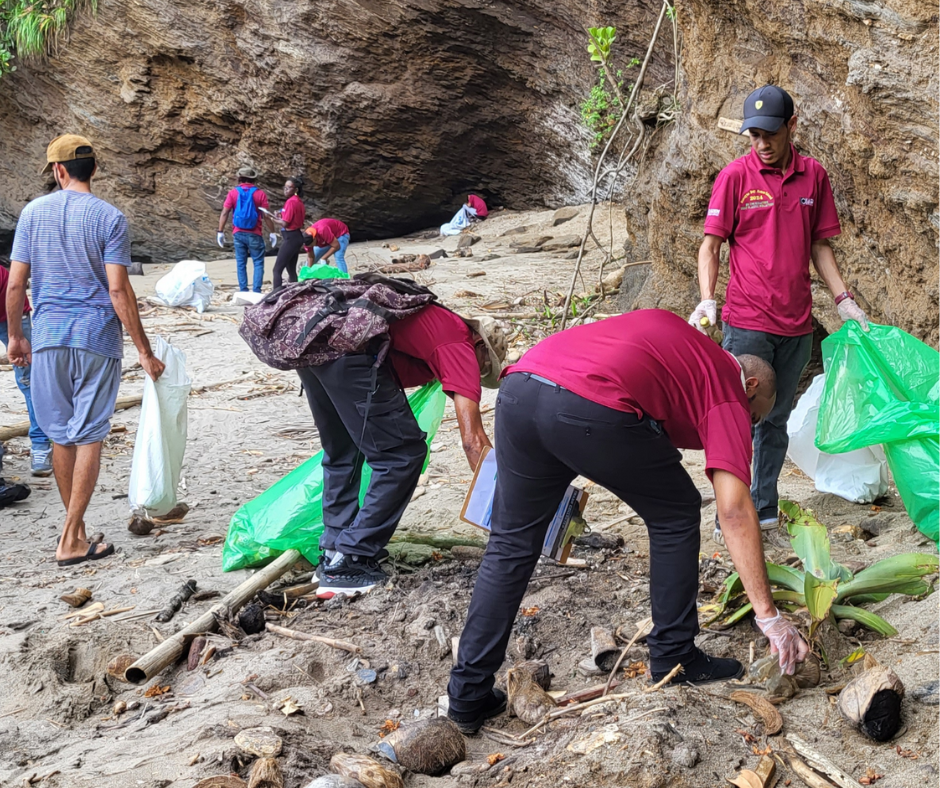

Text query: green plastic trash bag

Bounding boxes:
[816,322,939,544]
[222,381,447,571]
[298,263,350,281]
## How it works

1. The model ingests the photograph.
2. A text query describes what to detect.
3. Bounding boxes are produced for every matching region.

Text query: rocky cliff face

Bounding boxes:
[0,0,935,341]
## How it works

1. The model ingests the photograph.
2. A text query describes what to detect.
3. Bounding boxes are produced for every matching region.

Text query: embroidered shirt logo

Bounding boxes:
[800,197,814,206]
[707,208,721,217]
[739,189,774,210]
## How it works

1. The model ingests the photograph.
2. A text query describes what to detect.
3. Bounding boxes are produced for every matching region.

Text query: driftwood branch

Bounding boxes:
[265,623,361,653]
[786,735,865,788]
[124,549,301,683]
[0,394,142,441]
[155,580,197,624]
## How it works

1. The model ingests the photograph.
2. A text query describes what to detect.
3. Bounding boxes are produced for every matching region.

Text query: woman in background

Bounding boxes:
[270,176,307,287]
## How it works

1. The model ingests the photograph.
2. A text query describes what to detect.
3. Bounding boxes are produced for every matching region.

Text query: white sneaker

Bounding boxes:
[759,517,779,529]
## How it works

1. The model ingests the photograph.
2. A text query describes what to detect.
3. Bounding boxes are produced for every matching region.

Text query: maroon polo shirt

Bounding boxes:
[504,309,754,486]
[703,145,841,336]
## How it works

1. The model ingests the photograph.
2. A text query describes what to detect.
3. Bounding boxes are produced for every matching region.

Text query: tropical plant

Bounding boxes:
[580,26,641,149]
[0,0,95,78]
[705,501,938,639]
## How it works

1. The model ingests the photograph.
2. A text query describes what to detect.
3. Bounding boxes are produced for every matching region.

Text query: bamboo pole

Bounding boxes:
[123,549,301,684]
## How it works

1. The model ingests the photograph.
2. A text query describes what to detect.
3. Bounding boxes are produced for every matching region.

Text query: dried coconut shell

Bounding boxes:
[382,717,466,775]
[60,587,92,607]
[107,654,136,680]
[330,753,404,788]
[235,727,283,758]
[193,777,247,788]
[247,757,282,788]
[507,667,556,724]
[729,691,783,735]
[512,659,551,690]
[838,658,905,741]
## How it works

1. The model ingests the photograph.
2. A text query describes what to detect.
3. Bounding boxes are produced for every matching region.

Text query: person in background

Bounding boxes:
[689,85,869,543]
[5,134,165,566]
[303,218,351,275]
[217,167,278,294]
[440,194,488,235]
[0,263,52,476]
[269,176,307,287]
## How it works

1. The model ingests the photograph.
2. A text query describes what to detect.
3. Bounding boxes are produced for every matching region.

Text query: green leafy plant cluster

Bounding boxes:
[580,25,640,149]
[0,0,94,77]
[706,501,937,642]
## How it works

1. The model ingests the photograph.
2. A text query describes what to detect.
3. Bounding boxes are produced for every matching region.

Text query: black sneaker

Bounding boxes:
[316,553,388,599]
[0,477,30,509]
[447,688,508,734]
[650,648,744,686]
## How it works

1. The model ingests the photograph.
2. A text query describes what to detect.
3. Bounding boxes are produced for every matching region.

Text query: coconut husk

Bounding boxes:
[749,652,822,702]
[188,636,207,670]
[506,667,556,724]
[729,691,783,735]
[193,777,247,788]
[382,717,466,776]
[838,654,905,741]
[60,587,92,608]
[330,753,404,788]
[235,727,283,758]
[247,757,282,788]
[304,777,367,788]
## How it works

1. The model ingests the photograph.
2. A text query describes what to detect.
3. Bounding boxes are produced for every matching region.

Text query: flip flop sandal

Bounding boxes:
[57,541,115,568]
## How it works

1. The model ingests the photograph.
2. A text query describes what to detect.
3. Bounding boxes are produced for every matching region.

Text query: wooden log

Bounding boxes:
[123,549,301,684]
[0,394,143,442]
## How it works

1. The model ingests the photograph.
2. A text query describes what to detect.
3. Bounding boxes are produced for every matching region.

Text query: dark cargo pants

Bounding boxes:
[296,354,428,559]
[448,372,702,711]
[722,323,813,521]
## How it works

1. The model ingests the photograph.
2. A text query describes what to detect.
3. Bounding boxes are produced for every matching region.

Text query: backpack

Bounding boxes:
[238,272,439,371]
[232,186,259,231]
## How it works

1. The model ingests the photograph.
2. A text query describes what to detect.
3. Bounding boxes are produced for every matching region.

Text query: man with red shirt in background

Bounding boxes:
[689,86,869,542]
[304,217,351,274]
[299,305,506,598]
[217,167,277,294]
[447,310,810,734]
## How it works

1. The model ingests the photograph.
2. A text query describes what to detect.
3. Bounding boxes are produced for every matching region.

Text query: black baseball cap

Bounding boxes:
[739,86,794,134]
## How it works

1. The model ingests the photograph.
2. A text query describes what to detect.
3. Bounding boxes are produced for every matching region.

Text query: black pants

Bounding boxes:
[296,355,428,558]
[448,373,702,711]
[272,229,305,288]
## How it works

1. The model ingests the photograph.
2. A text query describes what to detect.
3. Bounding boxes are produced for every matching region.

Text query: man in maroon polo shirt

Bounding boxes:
[447,309,809,733]
[299,305,507,599]
[689,85,869,540]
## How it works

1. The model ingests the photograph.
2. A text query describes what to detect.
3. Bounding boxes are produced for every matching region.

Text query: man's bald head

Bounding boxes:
[736,354,777,424]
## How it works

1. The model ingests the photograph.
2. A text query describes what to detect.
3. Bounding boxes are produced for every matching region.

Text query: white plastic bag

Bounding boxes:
[154,260,215,313]
[128,337,192,517]
[787,375,889,503]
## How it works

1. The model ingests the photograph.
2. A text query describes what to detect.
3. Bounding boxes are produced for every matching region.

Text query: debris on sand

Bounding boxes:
[60,587,92,608]
[329,753,404,788]
[235,727,283,758]
[155,579,198,623]
[378,717,466,775]
[507,664,556,724]
[838,654,905,741]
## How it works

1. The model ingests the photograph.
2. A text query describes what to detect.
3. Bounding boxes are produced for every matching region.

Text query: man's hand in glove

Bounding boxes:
[688,299,717,333]
[756,609,809,675]
[837,298,870,332]
[269,233,278,249]
[216,232,225,248]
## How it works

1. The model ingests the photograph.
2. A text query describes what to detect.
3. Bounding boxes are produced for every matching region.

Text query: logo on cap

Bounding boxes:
[755,101,763,109]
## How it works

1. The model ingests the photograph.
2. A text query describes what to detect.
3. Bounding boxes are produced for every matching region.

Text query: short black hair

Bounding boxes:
[61,157,96,182]
[287,175,304,198]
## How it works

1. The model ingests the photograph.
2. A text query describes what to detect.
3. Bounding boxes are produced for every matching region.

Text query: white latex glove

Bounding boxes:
[269,233,278,249]
[688,299,717,333]
[837,299,870,332]
[755,609,810,675]
[216,232,225,248]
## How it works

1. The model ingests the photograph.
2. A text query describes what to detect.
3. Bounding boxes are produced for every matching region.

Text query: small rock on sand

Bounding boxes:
[552,207,579,226]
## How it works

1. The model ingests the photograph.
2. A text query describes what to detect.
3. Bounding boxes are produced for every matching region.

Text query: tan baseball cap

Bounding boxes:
[462,315,508,389]
[40,134,96,175]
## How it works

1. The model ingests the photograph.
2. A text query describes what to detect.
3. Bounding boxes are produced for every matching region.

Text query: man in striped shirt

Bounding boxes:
[5,135,165,567]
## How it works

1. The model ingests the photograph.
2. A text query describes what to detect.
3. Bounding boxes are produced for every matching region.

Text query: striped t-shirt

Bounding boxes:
[11,190,131,358]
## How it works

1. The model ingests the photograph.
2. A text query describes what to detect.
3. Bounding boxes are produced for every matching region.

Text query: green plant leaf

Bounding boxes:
[781,500,852,581]
[766,562,806,593]
[836,551,939,602]
[804,573,838,635]
[831,604,898,637]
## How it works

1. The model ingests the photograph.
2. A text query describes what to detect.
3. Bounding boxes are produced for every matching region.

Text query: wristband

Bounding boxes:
[834,291,854,306]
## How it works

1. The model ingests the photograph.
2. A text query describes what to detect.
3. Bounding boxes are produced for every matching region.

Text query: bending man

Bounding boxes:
[303,306,506,598]
[447,309,809,733]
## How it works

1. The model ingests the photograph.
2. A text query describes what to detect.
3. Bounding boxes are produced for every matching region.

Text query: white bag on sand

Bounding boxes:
[440,205,473,236]
[128,337,192,517]
[787,374,889,504]
[154,260,214,313]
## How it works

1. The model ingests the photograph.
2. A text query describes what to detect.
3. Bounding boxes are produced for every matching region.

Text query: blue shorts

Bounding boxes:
[31,348,122,446]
